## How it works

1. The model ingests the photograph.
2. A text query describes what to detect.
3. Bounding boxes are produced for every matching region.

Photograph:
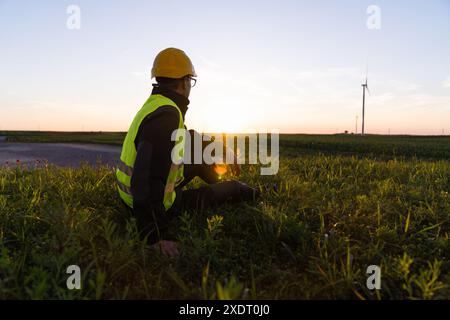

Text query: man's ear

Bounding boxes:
[182,76,189,89]
[175,78,185,92]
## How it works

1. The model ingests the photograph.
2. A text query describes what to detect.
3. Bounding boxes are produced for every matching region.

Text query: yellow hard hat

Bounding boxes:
[151,48,197,79]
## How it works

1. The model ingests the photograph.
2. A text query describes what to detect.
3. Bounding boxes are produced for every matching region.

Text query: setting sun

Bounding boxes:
[209,111,248,133]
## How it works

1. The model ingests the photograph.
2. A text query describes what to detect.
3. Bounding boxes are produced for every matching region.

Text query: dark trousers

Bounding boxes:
[169,162,220,213]
[128,163,256,243]
[131,163,228,243]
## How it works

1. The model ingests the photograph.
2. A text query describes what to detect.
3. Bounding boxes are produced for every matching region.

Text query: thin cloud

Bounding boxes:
[198,56,222,69]
[130,71,146,77]
[442,75,450,88]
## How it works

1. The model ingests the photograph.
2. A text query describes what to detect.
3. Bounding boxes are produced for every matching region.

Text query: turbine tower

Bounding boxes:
[361,76,370,135]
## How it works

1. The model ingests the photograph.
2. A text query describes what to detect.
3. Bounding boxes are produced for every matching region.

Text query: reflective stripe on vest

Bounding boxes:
[117,161,133,177]
[116,94,185,211]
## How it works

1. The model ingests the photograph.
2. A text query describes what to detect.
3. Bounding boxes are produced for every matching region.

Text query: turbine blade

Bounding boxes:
[365,60,369,79]
[366,85,371,95]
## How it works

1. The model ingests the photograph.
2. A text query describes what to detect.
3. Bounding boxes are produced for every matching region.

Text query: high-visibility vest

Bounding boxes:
[116,94,185,211]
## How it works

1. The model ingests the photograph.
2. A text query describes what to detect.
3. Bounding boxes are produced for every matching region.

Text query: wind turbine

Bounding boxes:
[361,75,370,135]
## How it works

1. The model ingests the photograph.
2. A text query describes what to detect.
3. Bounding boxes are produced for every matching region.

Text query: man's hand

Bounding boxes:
[151,240,179,257]
[230,154,241,176]
[213,160,241,178]
[226,147,241,176]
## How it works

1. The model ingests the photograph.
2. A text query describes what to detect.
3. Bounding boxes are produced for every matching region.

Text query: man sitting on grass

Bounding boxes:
[116,48,259,256]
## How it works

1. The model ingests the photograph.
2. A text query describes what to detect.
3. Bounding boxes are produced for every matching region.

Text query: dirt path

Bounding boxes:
[0,141,121,167]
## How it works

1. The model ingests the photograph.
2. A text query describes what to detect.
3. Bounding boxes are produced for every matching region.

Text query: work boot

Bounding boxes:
[209,180,260,204]
[233,181,261,202]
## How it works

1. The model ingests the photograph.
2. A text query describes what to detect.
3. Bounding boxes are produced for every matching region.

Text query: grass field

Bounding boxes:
[0,132,449,299]
[3,130,450,160]
[1,131,125,146]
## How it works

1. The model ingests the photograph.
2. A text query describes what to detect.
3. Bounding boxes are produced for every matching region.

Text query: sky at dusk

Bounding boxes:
[1,0,450,134]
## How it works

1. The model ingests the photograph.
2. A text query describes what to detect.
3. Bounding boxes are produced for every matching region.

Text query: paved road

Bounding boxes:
[0,138,121,168]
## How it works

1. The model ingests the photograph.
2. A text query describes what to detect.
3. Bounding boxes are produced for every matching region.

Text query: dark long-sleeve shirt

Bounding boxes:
[130,86,189,242]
